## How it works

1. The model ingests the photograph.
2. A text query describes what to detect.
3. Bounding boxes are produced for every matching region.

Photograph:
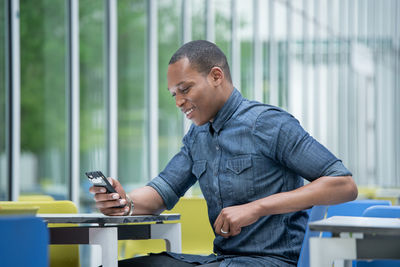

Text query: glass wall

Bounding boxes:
[2,0,400,203]
[158,0,183,172]
[0,0,6,200]
[19,0,68,198]
[117,0,148,190]
[191,0,206,40]
[215,0,231,68]
[238,0,253,99]
[79,0,107,209]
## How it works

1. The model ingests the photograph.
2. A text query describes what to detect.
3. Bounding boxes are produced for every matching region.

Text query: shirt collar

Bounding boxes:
[209,88,243,134]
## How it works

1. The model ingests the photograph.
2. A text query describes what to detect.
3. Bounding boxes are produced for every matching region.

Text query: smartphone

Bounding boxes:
[86,171,126,208]
[85,171,117,193]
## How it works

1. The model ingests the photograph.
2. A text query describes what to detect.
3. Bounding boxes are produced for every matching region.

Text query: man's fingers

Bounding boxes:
[89,186,107,194]
[94,192,121,202]
[100,206,129,216]
[95,198,126,209]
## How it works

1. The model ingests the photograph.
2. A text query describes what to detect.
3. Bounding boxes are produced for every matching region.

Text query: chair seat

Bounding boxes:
[0,216,49,267]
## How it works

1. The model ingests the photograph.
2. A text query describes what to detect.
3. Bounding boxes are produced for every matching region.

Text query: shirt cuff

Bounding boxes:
[147,176,180,210]
[322,160,353,177]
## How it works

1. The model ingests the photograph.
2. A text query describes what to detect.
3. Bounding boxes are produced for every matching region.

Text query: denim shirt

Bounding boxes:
[148,89,351,266]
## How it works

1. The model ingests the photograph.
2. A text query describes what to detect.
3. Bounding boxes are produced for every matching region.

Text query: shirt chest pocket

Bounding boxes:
[225,155,255,203]
[192,160,211,198]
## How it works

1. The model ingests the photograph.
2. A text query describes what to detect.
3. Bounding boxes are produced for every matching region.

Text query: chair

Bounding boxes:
[18,194,55,201]
[362,205,400,218]
[120,197,214,259]
[297,200,392,267]
[0,216,49,267]
[297,205,329,267]
[355,205,400,267]
[326,199,391,218]
[0,201,80,267]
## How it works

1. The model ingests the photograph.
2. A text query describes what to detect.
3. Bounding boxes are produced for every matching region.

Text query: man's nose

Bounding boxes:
[175,95,185,107]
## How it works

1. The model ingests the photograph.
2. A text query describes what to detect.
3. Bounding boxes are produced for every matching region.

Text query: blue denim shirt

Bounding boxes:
[148,89,351,266]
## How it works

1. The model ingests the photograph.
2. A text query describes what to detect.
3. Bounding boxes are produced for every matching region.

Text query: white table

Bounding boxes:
[38,213,181,267]
[308,216,400,267]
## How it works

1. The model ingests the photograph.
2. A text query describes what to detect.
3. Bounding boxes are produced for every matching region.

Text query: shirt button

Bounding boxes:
[216,146,220,150]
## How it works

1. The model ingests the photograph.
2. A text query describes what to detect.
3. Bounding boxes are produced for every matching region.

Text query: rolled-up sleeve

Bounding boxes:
[147,129,197,210]
[253,108,352,181]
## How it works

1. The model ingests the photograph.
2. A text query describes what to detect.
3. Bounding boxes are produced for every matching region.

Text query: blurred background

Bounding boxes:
[1,0,399,212]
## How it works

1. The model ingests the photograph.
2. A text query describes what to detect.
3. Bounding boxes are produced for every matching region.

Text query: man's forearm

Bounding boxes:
[128,186,166,215]
[251,175,358,217]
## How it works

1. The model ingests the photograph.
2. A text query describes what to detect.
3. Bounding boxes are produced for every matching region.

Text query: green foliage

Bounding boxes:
[20,0,66,153]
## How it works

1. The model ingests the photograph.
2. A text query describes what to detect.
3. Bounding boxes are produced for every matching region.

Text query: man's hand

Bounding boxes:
[213,202,261,238]
[89,177,130,216]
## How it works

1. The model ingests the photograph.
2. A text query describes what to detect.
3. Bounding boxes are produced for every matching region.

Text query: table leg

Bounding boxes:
[310,237,356,267]
[151,223,182,253]
[89,227,118,267]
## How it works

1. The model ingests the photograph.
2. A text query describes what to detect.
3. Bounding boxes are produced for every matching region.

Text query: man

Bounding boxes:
[90,40,358,266]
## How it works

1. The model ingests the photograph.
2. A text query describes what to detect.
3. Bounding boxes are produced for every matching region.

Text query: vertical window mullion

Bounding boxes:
[147,0,158,180]
[268,0,278,106]
[6,0,20,201]
[253,0,263,102]
[105,0,118,179]
[182,0,191,135]
[67,0,80,204]
[302,0,309,130]
[206,0,215,43]
[231,0,240,90]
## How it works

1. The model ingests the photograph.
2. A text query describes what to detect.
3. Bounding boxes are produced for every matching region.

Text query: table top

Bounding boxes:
[309,216,400,236]
[38,213,180,225]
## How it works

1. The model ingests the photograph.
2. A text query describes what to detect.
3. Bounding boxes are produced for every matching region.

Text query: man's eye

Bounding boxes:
[182,87,190,94]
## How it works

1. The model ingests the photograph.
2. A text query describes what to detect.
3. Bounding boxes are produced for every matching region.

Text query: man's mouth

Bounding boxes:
[184,108,194,116]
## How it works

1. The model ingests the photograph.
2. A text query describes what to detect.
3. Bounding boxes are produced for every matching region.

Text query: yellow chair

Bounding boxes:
[18,194,55,202]
[120,197,215,259]
[0,200,80,267]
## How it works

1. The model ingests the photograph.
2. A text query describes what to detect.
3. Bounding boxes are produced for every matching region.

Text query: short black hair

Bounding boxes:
[169,40,232,84]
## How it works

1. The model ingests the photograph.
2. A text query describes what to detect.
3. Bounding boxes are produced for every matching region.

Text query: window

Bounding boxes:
[0,0,6,200]
[117,0,148,189]
[192,0,206,40]
[238,0,253,99]
[158,0,183,172]
[20,0,68,198]
[215,0,231,66]
[79,0,107,210]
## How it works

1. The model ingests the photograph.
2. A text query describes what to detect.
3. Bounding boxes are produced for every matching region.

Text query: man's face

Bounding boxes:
[167,58,221,126]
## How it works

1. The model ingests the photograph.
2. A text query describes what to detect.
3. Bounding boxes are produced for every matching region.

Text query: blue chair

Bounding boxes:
[324,199,391,238]
[297,205,329,267]
[362,205,400,218]
[356,205,400,267]
[327,199,391,217]
[0,216,49,267]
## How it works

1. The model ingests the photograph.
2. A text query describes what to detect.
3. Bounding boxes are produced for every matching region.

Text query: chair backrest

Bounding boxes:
[121,197,214,259]
[18,194,55,202]
[0,200,77,214]
[0,201,80,267]
[0,216,49,267]
[297,205,328,267]
[166,197,214,254]
[327,199,391,217]
[362,205,400,218]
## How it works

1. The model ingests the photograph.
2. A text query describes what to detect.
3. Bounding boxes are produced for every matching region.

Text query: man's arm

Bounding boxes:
[90,178,166,216]
[214,176,357,237]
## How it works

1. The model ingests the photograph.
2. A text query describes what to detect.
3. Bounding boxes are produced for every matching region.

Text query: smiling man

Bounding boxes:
[90,40,358,267]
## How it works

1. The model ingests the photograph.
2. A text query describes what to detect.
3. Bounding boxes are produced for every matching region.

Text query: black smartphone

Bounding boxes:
[86,171,126,208]
[85,171,117,193]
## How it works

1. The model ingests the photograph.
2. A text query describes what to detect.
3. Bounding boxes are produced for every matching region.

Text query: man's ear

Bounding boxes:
[209,67,224,85]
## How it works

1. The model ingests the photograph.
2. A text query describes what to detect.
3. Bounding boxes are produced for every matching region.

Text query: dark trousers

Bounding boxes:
[118,254,221,267]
